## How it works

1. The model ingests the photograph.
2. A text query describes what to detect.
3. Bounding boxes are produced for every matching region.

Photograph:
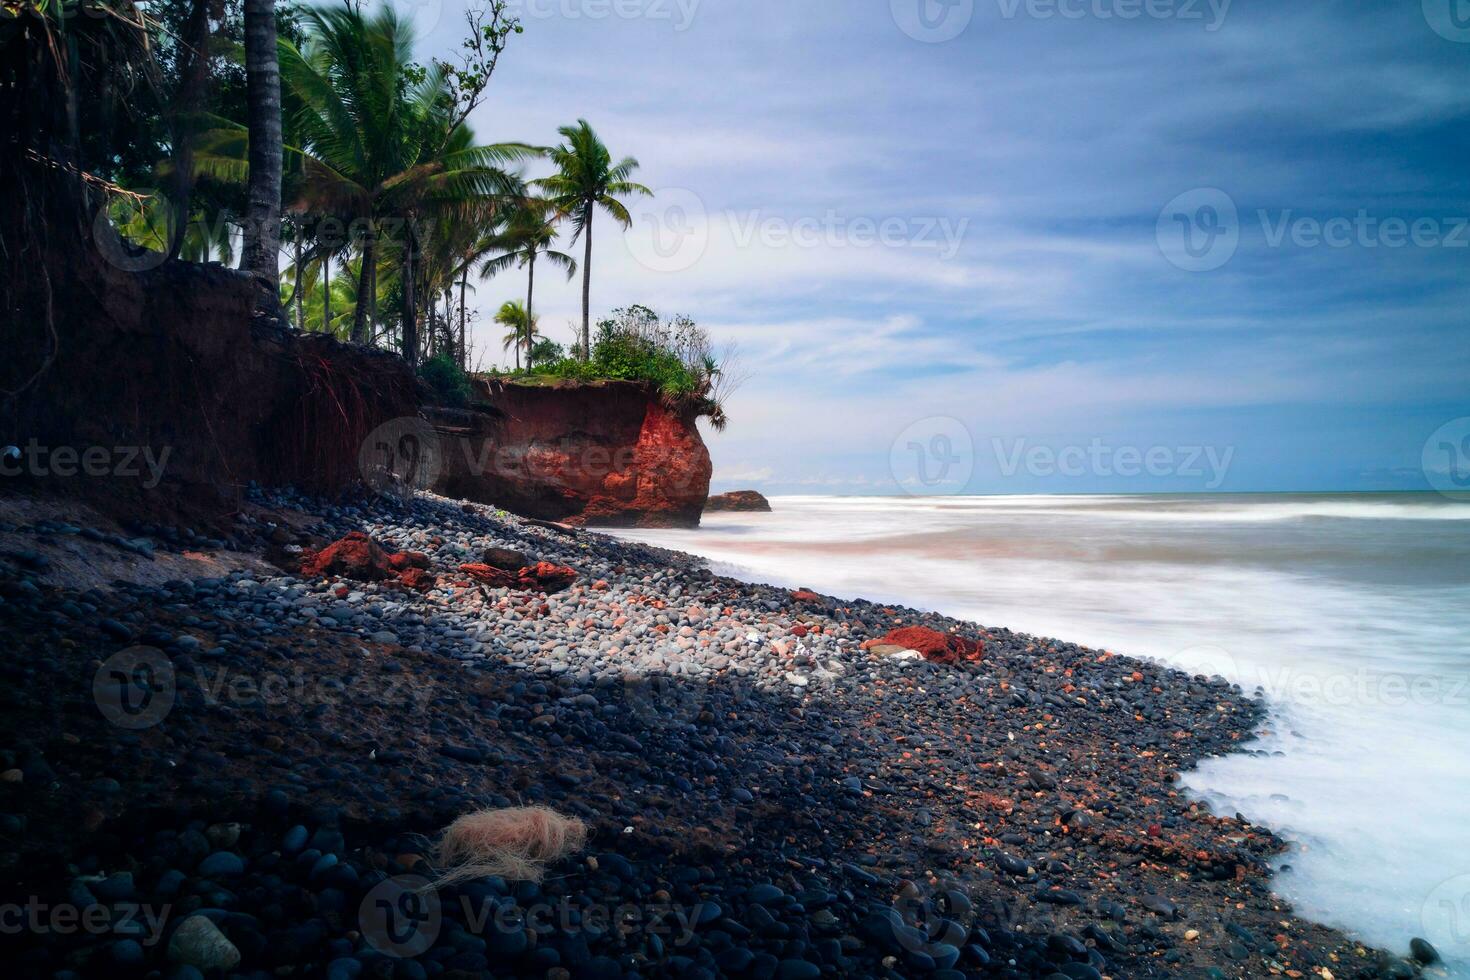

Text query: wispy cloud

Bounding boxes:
[413,0,1468,492]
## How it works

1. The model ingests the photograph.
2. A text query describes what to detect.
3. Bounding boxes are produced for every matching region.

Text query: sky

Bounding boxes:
[408,0,1469,495]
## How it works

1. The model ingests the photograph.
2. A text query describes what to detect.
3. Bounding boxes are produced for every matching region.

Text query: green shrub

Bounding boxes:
[528,338,565,369]
[418,353,474,407]
[516,306,737,427]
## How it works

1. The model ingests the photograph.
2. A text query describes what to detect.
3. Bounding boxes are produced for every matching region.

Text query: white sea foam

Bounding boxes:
[613,493,1470,974]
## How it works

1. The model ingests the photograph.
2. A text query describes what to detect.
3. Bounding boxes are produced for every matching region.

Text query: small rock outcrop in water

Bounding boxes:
[704,490,773,512]
[430,379,713,529]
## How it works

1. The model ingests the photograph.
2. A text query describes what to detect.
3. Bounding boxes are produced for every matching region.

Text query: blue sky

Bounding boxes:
[410,0,1469,494]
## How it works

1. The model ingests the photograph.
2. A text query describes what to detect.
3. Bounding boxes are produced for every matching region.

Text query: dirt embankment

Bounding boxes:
[4,250,419,526]
[4,244,712,528]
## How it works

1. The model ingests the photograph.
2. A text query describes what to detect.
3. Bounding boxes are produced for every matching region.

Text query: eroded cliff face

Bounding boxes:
[428,379,712,528]
[5,247,420,522]
[5,207,709,526]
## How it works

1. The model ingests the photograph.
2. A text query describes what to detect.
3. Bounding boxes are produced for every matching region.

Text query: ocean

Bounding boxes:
[611,492,1470,973]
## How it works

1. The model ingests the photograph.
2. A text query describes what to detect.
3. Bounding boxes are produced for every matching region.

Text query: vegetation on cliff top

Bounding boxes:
[419,304,735,427]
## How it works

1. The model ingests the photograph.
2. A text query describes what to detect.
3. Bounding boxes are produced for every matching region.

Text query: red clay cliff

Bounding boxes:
[429,379,712,529]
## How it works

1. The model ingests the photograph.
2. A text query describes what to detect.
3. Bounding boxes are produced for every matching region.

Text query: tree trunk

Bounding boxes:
[427,275,437,358]
[580,210,593,360]
[322,251,331,333]
[525,252,536,367]
[368,240,378,337]
[353,231,374,344]
[458,267,468,370]
[241,0,283,309]
[400,228,418,368]
[293,234,304,329]
[166,0,211,263]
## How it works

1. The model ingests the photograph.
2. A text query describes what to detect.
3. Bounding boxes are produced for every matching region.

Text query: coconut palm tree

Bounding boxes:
[240,0,282,307]
[494,300,536,371]
[276,4,533,360]
[478,203,576,368]
[533,120,650,361]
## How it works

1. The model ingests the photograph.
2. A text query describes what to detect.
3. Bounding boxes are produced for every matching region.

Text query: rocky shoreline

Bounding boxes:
[0,488,1437,978]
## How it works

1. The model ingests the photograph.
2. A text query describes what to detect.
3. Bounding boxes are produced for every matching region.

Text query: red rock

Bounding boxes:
[876,625,984,665]
[397,568,436,591]
[520,561,577,592]
[388,551,430,571]
[302,531,391,581]
[704,490,772,512]
[457,561,578,594]
[480,547,527,571]
[791,625,809,637]
[458,563,518,588]
[791,589,822,603]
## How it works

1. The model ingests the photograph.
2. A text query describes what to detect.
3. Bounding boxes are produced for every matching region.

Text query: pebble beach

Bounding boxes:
[0,487,1439,979]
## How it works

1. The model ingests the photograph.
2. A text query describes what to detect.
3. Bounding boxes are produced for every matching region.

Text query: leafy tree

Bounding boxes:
[533,120,650,360]
[478,201,576,367]
[272,4,532,358]
[494,300,536,371]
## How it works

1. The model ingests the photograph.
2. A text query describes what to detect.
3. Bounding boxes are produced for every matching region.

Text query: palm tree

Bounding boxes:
[534,120,650,361]
[277,4,532,360]
[479,203,576,368]
[494,300,536,371]
[240,0,283,308]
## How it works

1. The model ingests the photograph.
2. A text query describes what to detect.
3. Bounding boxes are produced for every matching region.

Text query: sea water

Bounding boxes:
[612,493,1470,973]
